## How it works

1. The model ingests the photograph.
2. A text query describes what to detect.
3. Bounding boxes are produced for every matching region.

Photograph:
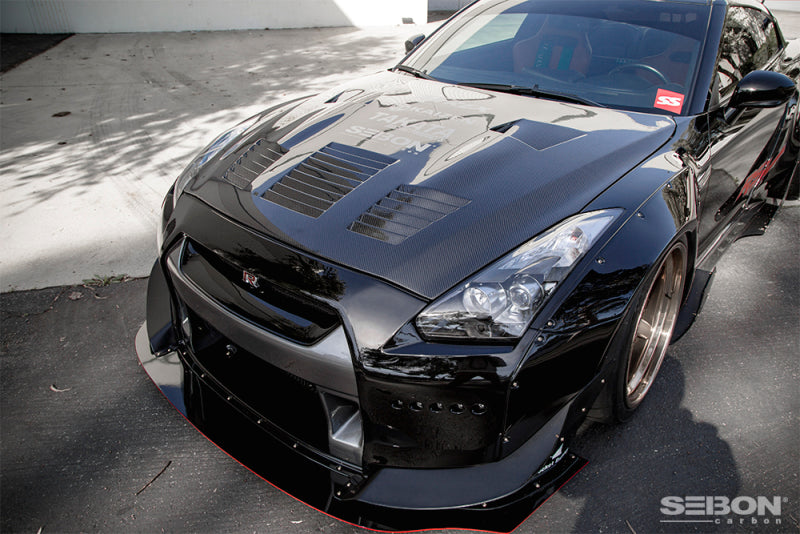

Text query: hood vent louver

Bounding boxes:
[223,138,286,189]
[348,185,470,245]
[262,142,397,218]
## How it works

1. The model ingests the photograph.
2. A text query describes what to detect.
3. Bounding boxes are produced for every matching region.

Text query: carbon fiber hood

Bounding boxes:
[187,71,676,299]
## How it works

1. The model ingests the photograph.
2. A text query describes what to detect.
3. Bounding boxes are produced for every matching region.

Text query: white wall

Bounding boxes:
[428,0,470,11]
[0,0,428,33]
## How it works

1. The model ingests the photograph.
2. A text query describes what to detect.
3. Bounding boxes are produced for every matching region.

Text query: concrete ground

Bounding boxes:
[0,22,442,292]
[1,7,799,534]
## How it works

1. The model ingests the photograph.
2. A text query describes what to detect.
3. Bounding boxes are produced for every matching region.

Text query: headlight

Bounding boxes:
[416,209,622,340]
[173,114,262,207]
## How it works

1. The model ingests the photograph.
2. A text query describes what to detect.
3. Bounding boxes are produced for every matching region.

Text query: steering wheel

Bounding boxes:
[609,63,669,85]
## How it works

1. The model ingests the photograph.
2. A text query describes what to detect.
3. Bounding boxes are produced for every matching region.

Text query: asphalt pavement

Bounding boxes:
[0,34,73,73]
[2,205,797,533]
[1,7,799,534]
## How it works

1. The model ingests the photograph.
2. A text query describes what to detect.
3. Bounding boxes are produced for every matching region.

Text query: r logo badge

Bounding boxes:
[242,270,260,288]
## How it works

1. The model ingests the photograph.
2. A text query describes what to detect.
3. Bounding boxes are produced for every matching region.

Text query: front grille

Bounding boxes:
[263,142,397,218]
[348,185,470,245]
[223,138,286,189]
[180,240,340,345]
[184,310,331,451]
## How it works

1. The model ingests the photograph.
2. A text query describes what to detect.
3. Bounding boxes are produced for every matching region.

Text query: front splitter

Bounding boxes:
[135,324,587,533]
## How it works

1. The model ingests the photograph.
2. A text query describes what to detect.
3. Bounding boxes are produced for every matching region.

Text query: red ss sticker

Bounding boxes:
[654,89,685,113]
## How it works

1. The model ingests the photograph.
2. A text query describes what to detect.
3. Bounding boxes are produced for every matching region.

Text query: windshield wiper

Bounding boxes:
[458,83,602,107]
[394,64,437,81]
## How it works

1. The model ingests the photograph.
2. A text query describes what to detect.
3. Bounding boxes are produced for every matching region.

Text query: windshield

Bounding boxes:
[402,0,712,114]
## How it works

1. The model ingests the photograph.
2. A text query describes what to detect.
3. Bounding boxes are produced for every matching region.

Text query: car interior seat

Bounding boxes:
[512,16,592,82]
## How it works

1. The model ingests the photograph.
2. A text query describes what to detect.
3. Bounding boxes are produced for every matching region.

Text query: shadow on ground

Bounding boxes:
[0,26,427,290]
[0,33,72,73]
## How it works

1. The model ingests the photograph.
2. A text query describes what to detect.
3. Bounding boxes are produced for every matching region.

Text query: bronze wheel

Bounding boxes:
[624,241,687,409]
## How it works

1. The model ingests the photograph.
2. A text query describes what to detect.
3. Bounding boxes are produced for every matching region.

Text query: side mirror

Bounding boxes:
[728,70,796,110]
[405,34,425,54]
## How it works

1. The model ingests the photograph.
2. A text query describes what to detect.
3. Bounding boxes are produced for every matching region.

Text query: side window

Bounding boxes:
[715,7,772,102]
[763,20,782,59]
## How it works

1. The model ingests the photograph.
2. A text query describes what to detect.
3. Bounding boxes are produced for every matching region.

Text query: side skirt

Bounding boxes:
[672,268,715,343]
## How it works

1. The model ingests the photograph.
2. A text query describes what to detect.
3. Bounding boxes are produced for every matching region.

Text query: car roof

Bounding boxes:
[626,0,772,16]
[568,0,770,10]
[717,0,771,12]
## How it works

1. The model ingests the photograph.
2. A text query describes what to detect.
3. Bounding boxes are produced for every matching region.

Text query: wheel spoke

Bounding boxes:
[636,319,652,341]
[663,258,676,299]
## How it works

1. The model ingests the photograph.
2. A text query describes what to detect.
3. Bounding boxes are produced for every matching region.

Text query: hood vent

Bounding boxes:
[263,142,397,218]
[223,138,286,189]
[348,185,469,245]
[490,119,584,150]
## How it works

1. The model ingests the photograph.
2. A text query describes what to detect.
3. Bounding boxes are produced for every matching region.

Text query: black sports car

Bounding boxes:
[136,0,798,531]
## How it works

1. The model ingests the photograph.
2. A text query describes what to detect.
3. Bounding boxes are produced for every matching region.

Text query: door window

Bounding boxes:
[715,7,780,102]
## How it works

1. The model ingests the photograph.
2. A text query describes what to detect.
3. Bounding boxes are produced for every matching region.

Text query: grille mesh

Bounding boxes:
[263,143,397,218]
[223,138,285,189]
[348,185,470,245]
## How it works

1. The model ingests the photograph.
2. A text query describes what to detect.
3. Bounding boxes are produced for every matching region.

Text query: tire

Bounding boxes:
[604,236,689,422]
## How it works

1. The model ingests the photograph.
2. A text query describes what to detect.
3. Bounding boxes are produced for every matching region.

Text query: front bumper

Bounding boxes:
[136,321,586,531]
[139,190,592,530]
